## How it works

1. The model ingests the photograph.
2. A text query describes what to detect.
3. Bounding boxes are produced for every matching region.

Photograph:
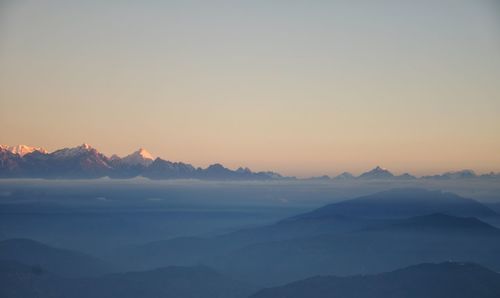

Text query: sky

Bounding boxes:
[0,0,499,177]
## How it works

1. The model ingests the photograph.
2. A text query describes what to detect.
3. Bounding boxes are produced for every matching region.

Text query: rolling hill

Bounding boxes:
[249,262,500,298]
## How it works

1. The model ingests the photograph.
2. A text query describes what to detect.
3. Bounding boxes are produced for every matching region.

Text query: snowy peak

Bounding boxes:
[51,143,97,158]
[373,166,387,172]
[79,143,93,150]
[137,148,154,160]
[1,145,47,156]
[121,148,154,166]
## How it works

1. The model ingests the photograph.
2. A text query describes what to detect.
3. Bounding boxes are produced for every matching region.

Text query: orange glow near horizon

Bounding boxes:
[1,1,499,178]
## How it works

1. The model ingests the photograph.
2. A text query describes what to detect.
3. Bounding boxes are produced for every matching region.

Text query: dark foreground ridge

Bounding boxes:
[250,262,500,298]
[0,260,255,298]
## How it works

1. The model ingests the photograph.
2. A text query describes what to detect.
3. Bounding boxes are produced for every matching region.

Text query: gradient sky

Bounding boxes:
[1,0,499,177]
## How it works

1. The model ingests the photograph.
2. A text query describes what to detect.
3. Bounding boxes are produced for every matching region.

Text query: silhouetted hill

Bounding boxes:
[373,213,500,235]
[219,211,500,285]
[423,169,477,179]
[113,189,500,285]
[0,260,254,298]
[250,262,500,298]
[0,260,59,298]
[114,214,371,270]
[0,238,113,277]
[296,188,498,219]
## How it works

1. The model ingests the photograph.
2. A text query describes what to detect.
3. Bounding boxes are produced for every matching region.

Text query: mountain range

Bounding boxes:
[1,144,499,180]
[0,144,284,180]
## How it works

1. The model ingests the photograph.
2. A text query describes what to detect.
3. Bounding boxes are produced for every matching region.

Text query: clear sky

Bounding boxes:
[1,0,499,177]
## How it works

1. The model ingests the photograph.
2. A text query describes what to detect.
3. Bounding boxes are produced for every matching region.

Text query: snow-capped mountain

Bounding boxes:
[0,143,285,180]
[0,144,498,181]
[7,143,113,178]
[51,143,96,159]
[120,148,154,166]
[0,144,47,157]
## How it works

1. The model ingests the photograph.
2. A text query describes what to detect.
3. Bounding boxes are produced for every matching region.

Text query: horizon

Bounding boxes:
[1,142,497,178]
[1,0,500,177]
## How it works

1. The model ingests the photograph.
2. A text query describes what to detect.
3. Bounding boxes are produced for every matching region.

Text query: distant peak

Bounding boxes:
[236,167,252,174]
[2,144,48,156]
[79,143,93,150]
[136,148,154,160]
[358,166,394,179]
[121,148,154,166]
[208,163,225,169]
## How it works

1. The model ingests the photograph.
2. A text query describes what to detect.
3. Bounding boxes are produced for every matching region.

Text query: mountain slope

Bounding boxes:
[0,238,113,277]
[423,170,477,179]
[0,147,23,176]
[113,188,500,286]
[250,262,500,298]
[1,145,47,156]
[219,212,500,284]
[358,166,394,179]
[120,148,154,166]
[296,188,498,219]
[0,261,255,298]
[371,213,500,235]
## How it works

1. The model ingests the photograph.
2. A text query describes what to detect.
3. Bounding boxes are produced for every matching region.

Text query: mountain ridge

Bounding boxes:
[249,262,500,298]
[1,144,499,180]
[0,144,284,180]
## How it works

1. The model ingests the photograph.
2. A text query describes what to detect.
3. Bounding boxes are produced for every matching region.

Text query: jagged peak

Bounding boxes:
[236,167,252,174]
[121,148,154,166]
[79,143,93,150]
[358,166,394,179]
[1,144,48,156]
[50,143,101,159]
[136,148,154,160]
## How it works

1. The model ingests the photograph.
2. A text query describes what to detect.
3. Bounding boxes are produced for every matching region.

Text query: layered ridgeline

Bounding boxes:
[1,144,499,179]
[2,257,500,298]
[0,238,114,277]
[111,189,500,285]
[0,261,254,298]
[0,238,255,298]
[2,189,500,297]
